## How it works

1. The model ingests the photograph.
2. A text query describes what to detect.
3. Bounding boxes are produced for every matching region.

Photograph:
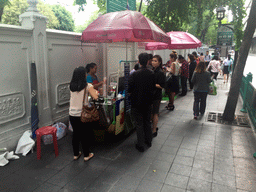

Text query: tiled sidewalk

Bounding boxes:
[1,78,256,192]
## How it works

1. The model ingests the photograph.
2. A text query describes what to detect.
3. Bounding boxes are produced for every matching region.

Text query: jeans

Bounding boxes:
[193,92,208,116]
[69,116,94,156]
[180,76,188,95]
[131,106,152,147]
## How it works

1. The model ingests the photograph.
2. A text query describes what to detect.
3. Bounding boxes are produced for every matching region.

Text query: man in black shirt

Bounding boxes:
[128,53,155,152]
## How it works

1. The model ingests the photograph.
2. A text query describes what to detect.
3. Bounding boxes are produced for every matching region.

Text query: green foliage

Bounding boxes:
[74,0,87,11]
[51,5,75,32]
[93,0,106,14]
[1,0,59,29]
[75,10,99,33]
[0,0,11,8]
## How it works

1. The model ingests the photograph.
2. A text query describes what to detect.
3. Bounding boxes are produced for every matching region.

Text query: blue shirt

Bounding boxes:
[87,74,99,85]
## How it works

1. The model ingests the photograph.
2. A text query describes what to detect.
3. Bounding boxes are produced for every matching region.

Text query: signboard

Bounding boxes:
[217,31,233,46]
[107,0,136,13]
[217,24,234,46]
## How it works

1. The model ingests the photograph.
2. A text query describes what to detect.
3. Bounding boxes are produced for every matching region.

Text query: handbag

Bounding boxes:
[165,72,173,87]
[81,87,100,123]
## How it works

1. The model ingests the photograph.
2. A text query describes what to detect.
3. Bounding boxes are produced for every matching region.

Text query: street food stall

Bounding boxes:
[81,10,171,136]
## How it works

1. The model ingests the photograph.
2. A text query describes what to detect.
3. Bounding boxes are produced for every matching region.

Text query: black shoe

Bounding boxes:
[152,127,159,138]
[145,141,152,148]
[167,104,175,111]
[135,144,145,152]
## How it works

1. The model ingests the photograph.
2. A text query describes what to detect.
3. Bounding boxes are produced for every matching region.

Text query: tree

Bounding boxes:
[75,10,99,33]
[1,0,59,29]
[0,0,10,22]
[222,0,256,121]
[74,0,87,12]
[51,5,75,32]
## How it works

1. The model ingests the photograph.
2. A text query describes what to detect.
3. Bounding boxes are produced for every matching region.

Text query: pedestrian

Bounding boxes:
[189,54,197,90]
[69,67,99,161]
[165,51,180,110]
[199,53,205,62]
[147,54,153,70]
[192,51,200,64]
[191,62,212,120]
[128,53,155,152]
[223,54,233,83]
[204,51,211,68]
[178,55,189,96]
[151,55,166,137]
[86,63,103,90]
[130,63,140,75]
[206,55,221,80]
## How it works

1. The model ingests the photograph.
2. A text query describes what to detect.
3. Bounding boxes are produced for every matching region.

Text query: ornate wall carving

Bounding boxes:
[0,93,25,124]
[57,83,70,105]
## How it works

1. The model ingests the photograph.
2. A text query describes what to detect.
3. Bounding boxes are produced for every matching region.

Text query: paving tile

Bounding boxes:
[33,182,62,192]
[196,145,215,155]
[161,184,186,192]
[212,183,236,192]
[233,149,253,158]
[165,173,189,189]
[234,158,256,170]
[47,170,77,188]
[84,181,113,192]
[96,168,125,185]
[164,139,182,147]
[144,169,168,183]
[236,176,256,191]
[235,167,256,181]
[193,158,213,172]
[150,160,172,172]
[177,148,196,158]
[187,177,212,192]
[213,172,236,188]
[173,155,194,167]
[200,134,216,141]
[109,175,141,191]
[213,162,235,176]
[155,151,175,163]
[169,163,192,177]
[160,146,179,155]
[136,179,163,192]
[180,143,197,151]
[195,151,214,162]
[125,164,150,178]
[190,167,213,182]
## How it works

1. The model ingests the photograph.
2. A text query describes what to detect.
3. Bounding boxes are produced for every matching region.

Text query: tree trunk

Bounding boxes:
[0,7,3,22]
[222,0,256,121]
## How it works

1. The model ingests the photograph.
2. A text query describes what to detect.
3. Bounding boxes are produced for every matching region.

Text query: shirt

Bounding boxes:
[128,67,155,108]
[69,83,93,117]
[191,71,212,92]
[223,59,233,66]
[153,67,166,100]
[180,60,189,78]
[87,74,99,85]
[205,55,211,62]
[207,60,220,73]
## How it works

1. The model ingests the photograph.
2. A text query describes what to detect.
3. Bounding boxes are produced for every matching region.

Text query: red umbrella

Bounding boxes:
[145,31,201,50]
[81,10,171,44]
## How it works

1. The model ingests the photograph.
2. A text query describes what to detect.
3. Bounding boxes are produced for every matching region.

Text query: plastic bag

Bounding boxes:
[0,151,20,166]
[42,122,67,145]
[15,130,35,156]
[209,81,217,95]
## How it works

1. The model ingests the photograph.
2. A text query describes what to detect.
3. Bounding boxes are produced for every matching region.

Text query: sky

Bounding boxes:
[43,0,99,26]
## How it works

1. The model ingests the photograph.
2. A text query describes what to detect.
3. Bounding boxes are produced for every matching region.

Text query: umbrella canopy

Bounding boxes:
[145,31,201,50]
[81,10,171,44]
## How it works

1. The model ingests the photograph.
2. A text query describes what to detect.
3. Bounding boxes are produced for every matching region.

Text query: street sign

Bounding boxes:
[217,31,233,46]
[107,0,136,13]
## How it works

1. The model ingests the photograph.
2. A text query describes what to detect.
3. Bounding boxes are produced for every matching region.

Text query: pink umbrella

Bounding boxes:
[81,10,171,44]
[145,31,201,50]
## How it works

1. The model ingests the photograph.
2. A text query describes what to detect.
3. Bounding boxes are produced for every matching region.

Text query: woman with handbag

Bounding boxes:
[69,67,99,161]
[206,55,221,80]
[191,62,212,119]
[152,55,166,137]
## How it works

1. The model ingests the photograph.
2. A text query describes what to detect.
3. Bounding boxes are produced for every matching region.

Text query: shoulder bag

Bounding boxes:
[81,87,100,123]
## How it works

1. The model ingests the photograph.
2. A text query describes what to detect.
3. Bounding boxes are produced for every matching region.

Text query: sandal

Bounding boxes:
[73,152,82,161]
[167,103,175,111]
[84,153,94,162]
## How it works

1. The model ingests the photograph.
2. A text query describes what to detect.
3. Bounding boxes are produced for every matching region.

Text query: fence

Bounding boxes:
[240,73,256,128]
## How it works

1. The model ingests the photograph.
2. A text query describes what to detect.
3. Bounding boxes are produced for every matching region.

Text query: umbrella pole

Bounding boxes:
[126,41,128,62]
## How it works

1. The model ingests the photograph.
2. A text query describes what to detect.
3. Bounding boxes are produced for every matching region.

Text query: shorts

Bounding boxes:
[152,100,161,114]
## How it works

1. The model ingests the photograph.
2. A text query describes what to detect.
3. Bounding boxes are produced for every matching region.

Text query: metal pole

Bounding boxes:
[139,0,143,12]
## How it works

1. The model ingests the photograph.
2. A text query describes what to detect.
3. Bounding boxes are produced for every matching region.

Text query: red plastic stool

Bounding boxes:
[35,126,59,160]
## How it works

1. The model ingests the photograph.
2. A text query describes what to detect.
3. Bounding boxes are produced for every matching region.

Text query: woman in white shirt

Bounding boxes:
[207,55,221,80]
[69,67,99,161]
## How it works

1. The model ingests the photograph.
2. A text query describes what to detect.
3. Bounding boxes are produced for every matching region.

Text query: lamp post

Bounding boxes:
[216,6,226,27]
